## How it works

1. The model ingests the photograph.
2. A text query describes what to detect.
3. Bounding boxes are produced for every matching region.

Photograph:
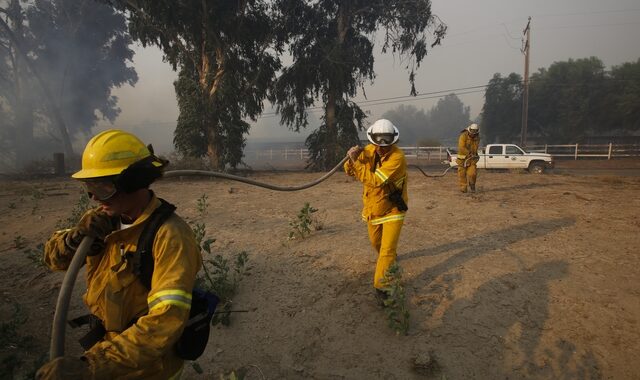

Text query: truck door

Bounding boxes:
[485,145,506,168]
[504,145,527,168]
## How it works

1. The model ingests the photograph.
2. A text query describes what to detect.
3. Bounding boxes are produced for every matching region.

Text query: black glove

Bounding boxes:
[64,209,115,255]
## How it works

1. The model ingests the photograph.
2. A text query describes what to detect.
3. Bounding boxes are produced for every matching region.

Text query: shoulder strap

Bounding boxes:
[136,198,176,290]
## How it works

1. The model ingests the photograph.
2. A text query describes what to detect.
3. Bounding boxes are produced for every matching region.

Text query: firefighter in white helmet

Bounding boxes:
[344,119,408,304]
[456,123,480,193]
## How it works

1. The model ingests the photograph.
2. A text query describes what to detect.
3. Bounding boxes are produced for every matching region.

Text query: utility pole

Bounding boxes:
[520,17,531,147]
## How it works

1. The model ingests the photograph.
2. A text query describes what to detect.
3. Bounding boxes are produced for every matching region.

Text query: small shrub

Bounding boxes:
[196,194,209,216]
[13,236,27,250]
[288,203,318,240]
[24,243,45,268]
[56,193,91,229]
[380,263,410,335]
[0,302,42,380]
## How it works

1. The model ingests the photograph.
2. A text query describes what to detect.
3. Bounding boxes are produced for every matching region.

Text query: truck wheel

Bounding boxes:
[528,162,545,174]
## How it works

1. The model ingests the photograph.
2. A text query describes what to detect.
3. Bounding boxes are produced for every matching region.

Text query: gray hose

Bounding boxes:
[410,164,452,178]
[50,235,94,360]
[164,156,349,191]
[49,156,349,359]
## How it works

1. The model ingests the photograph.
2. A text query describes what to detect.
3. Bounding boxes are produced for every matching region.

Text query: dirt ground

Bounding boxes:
[1,160,639,379]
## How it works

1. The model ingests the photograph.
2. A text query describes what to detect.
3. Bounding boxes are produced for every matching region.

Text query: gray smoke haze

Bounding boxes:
[91,0,640,153]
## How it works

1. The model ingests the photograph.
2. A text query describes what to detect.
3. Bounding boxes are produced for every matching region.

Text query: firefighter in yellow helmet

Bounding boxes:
[37,130,201,379]
[456,123,480,193]
[344,119,408,303]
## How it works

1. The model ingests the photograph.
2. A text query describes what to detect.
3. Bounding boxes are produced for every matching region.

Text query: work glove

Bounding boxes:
[36,356,91,380]
[347,146,363,162]
[64,209,115,255]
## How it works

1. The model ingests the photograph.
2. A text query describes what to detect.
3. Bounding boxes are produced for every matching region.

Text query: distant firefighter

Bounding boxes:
[456,123,480,193]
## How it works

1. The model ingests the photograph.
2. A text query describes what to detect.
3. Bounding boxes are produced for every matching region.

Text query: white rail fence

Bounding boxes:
[527,143,640,159]
[245,143,640,163]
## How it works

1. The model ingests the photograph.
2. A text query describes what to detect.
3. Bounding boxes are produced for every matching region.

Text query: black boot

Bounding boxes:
[375,289,388,307]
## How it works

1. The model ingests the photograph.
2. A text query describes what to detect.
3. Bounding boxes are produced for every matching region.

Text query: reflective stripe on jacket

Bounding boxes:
[344,144,408,225]
[44,194,201,379]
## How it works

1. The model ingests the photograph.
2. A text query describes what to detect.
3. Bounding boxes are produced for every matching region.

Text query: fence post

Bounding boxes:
[284,148,288,160]
[608,143,612,160]
[439,146,443,161]
[270,149,273,160]
[300,148,303,160]
[544,144,548,154]
[574,143,578,160]
[415,146,419,160]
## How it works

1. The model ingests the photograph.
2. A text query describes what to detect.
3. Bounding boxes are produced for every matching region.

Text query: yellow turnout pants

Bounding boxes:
[456,160,477,192]
[367,219,404,289]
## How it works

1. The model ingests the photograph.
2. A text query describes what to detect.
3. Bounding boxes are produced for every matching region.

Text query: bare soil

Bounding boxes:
[1,162,639,379]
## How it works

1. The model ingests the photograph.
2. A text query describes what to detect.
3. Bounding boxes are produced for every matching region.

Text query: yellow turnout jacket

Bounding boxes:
[456,130,480,162]
[44,194,201,379]
[344,144,408,225]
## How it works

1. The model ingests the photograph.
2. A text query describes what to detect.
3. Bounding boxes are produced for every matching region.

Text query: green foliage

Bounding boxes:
[24,243,45,268]
[380,263,410,336]
[483,57,640,144]
[198,237,251,326]
[196,193,209,216]
[480,73,523,144]
[288,203,318,240]
[113,1,280,170]
[190,205,250,326]
[272,0,446,169]
[0,302,43,380]
[56,193,91,229]
[13,235,26,249]
[0,0,137,169]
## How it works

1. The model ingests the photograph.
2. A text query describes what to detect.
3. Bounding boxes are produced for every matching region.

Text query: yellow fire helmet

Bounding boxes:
[72,129,164,179]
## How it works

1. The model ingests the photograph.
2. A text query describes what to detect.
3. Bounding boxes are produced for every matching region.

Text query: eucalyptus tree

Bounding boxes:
[606,59,640,133]
[528,57,606,142]
[0,0,136,169]
[109,0,280,170]
[480,73,523,144]
[272,0,446,170]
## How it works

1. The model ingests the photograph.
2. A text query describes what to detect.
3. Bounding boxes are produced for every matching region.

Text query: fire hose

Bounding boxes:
[410,164,452,178]
[49,156,349,359]
[50,154,450,358]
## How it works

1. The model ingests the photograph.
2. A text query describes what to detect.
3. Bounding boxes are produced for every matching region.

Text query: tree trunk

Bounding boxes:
[325,89,338,170]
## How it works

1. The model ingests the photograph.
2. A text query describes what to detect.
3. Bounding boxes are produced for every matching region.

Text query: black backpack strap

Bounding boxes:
[135,198,176,290]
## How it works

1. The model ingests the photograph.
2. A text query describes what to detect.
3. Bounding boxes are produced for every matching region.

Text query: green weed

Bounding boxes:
[288,203,318,240]
[191,219,250,327]
[56,193,91,229]
[13,236,27,250]
[24,243,45,268]
[196,194,209,216]
[380,263,410,336]
[0,302,43,379]
[8,203,16,209]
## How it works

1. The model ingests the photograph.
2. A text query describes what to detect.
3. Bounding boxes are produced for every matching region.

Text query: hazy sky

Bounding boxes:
[95,0,640,153]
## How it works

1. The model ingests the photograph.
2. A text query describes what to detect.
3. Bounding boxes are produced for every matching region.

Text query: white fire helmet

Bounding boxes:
[367,119,400,146]
[467,123,479,135]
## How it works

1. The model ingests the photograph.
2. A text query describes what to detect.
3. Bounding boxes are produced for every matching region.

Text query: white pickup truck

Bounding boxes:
[447,144,554,174]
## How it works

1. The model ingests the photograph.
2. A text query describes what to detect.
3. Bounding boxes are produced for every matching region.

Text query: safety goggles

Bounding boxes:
[82,178,118,201]
[370,133,396,145]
